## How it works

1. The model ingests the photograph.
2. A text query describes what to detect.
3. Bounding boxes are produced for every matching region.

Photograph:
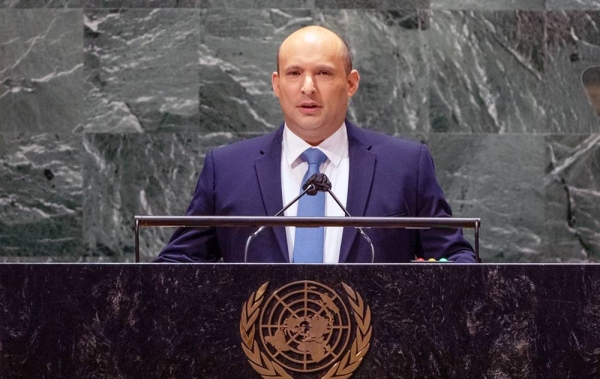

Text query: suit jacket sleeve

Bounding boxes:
[154,150,222,262]
[417,144,476,263]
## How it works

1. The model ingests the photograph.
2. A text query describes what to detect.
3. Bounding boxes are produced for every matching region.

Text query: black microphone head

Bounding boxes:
[303,173,332,195]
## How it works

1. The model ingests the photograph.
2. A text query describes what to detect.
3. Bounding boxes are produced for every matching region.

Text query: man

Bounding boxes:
[155,25,475,263]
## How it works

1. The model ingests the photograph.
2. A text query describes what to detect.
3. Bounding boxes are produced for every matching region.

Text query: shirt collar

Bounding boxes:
[283,122,348,169]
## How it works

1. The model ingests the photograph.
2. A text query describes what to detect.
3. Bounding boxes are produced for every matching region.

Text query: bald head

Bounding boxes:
[271,25,360,145]
[276,26,353,75]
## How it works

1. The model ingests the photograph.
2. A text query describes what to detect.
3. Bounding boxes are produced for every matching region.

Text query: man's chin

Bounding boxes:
[293,123,324,134]
[287,122,337,144]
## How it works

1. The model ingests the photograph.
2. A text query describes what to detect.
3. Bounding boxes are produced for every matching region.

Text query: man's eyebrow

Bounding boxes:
[283,64,337,72]
[315,64,336,71]
[283,65,302,72]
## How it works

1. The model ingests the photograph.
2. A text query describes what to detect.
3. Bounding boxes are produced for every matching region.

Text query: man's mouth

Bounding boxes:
[299,103,321,109]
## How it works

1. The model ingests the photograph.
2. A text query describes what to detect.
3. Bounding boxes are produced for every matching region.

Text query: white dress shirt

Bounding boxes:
[281,123,349,263]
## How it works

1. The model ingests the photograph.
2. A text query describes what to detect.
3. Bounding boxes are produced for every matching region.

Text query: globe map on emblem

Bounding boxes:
[259,281,352,373]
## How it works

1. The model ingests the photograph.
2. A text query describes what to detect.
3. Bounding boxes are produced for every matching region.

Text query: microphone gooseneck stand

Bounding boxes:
[243,173,376,263]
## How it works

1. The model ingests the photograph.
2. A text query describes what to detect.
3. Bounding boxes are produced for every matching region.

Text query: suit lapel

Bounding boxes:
[254,122,376,263]
[254,126,290,262]
[339,122,376,263]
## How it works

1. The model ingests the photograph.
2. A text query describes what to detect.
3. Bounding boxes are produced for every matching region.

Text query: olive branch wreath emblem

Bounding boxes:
[240,282,372,379]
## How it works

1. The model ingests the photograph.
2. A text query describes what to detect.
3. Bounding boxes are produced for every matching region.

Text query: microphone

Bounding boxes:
[243,176,321,262]
[244,173,376,263]
[303,172,331,195]
[307,174,375,264]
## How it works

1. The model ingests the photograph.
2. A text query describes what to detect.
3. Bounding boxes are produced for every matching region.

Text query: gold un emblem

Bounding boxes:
[240,280,372,379]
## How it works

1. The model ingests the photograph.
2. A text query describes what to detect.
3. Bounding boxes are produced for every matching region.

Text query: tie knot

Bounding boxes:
[301,148,327,166]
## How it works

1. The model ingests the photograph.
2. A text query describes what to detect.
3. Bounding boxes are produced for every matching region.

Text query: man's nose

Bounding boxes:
[301,75,315,94]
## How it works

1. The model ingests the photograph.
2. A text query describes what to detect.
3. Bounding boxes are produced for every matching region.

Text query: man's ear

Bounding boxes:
[347,69,360,97]
[272,71,280,97]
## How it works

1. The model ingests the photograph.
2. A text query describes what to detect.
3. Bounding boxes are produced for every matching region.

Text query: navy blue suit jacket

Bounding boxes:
[156,121,475,263]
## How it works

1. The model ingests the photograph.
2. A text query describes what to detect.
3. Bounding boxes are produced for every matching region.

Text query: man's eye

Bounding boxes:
[318,71,332,76]
[287,71,300,76]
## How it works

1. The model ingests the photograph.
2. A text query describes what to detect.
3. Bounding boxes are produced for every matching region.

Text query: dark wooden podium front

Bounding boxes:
[0,264,599,378]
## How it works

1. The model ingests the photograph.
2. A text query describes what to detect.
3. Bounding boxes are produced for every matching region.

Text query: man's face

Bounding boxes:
[272,27,360,145]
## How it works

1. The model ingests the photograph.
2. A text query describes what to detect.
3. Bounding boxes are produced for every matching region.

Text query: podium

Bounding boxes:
[133,215,483,262]
[1,263,599,378]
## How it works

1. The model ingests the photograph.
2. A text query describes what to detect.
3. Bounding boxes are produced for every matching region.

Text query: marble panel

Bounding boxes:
[429,134,546,262]
[83,0,202,7]
[199,9,429,134]
[197,9,283,133]
[547,0,600,10]
[0,9,83,133]
[80,9,200,133]
[0,0,80,7]
[428,10,547,133]
[313,0,429,9]
[165,0,323,7]
[0,133,83,259]
[346,10,430,133]
[1,264,600,377]
[82,132,243,261]
[82,0,429,9]
[431,0,544,10]
[205,0,318,7]
[544,11,600,132]
[544,134,600,262]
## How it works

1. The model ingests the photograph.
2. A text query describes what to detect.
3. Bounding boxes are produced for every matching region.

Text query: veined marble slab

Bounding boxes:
[80,9,200,132]
[81,0,429,9]
[197,9,430,133]
[545,134,600,261]
[1,264,600,377]
[0,0,80,7]
[548,0,600,10]
[429,10,600,133]
[0,133,83,259]
[544,11,600,132]
[430,134,546,262]
[82,132,242,260]
[428,10,548,133]
[1,5,599,263]
[431,0,545,10]
[0,9,83,132]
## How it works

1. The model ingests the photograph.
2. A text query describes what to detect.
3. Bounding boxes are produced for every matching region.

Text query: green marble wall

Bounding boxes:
[0,1,598,262]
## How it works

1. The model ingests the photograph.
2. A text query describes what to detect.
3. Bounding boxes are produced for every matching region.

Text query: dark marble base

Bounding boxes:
[1,263,599,378]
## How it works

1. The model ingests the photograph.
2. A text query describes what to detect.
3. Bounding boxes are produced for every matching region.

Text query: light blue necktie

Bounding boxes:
[293,148,328,263]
